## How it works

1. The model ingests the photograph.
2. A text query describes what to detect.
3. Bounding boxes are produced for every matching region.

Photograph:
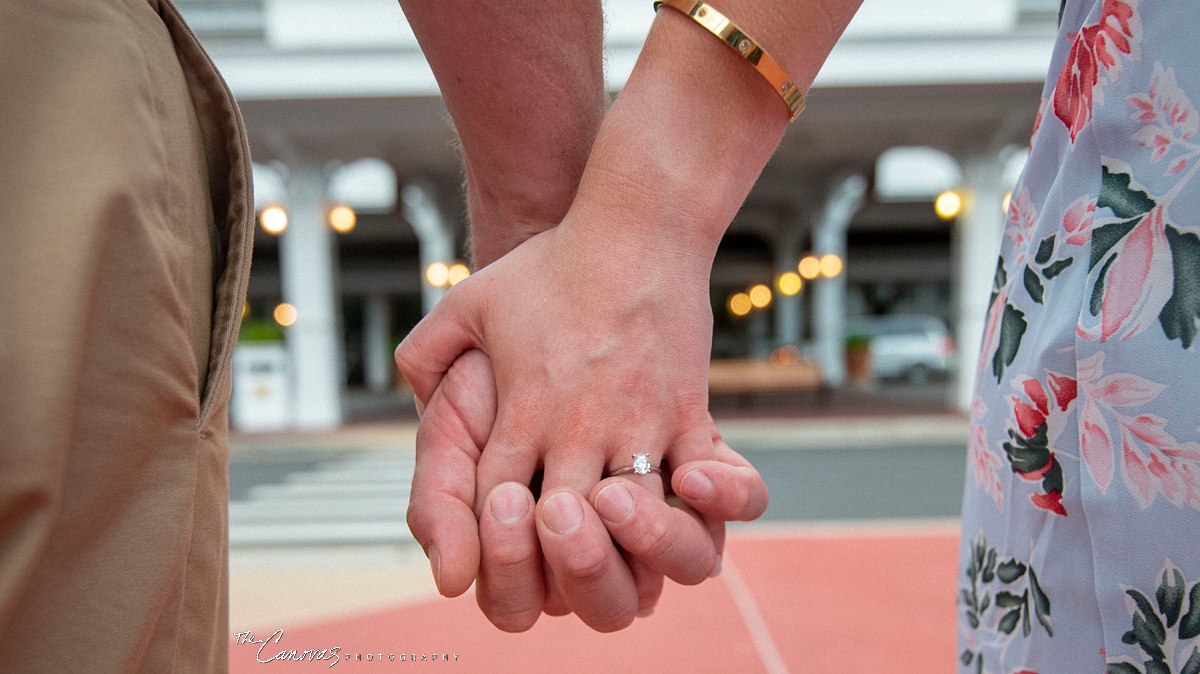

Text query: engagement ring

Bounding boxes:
[607,453,662,477]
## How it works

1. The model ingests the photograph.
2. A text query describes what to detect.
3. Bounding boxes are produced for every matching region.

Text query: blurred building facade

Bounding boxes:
[180,0,1061,428]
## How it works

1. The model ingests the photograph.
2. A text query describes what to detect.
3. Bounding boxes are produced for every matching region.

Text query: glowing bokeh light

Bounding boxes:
[425,262,450,287]
[770,344,801,367]
[1001,190,1013,216]
[447,263,471,286]
[777,272,802,296]
[749,284,772,309]
[728,293,752,317]
[819,254,844,278]
[328,205,357,233]
[798,255,821,280]
[935,190,963,220]
[260,206,288,234]
[273,302,297,327]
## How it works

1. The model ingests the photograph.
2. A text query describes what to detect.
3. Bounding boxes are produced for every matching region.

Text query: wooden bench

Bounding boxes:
[708,357,824,394]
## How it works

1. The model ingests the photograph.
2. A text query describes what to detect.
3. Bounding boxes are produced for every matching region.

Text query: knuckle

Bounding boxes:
[485,537,538,570]
[558,542,610,585]
[635,516,675,561]
[404,502,431,544]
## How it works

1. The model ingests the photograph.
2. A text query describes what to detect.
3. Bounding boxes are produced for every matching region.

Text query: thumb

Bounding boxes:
[394,283,483,406]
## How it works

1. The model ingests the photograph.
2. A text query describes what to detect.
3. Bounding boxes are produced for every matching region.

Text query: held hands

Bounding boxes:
[397,215,769,631]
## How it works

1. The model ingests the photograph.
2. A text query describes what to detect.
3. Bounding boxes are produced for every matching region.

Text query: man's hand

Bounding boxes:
[406,349,769,632]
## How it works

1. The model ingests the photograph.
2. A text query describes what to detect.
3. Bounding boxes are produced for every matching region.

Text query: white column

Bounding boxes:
[774,232,802,348]
[402,182,455,315]
[363,294,392,392]
[953,154,1008,411]
[279,162,344,429]
[812,175,867,387]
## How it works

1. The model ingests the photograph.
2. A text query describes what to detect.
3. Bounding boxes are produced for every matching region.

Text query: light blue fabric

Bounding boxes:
[958,1,1200,671]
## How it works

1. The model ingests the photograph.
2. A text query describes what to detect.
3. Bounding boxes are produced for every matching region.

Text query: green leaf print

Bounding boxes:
[992,303,1027,381]
[1024,265,1045,303]
[1148,661,1172,674]
[1107,664,1142,674]
[1099,164,1156,219]
[1159,226,1200,349]
[1093,254,1118,317]
[1036,235,1057,264]
[1128,589,1167,660]
[1111,564,1200,672]
[1182,582,1200,640]
[1159,568,1187,628]
[1043,256,1074,279]
[998,608,1021,634]
[1004,425,1051,474]
[988,256,1007,311]
[995,590,1026,608]
[996,560,1027,583]
[1029,567,1053,637]
[1182,647,1200,674]
[1091,218,1140,271]
[959,533,1054,669]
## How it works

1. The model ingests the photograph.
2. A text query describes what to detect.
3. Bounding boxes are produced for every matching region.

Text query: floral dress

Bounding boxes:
[958,1,1200,672]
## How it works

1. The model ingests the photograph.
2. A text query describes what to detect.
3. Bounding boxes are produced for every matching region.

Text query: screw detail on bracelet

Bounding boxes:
[653,0,805,121]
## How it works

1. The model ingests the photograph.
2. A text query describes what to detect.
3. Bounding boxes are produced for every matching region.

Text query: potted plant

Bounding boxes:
[845,333,872,386]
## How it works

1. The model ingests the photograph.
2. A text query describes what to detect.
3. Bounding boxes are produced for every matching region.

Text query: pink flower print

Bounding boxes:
[1073,353,1200,509]
[1092,0,1141,78]
[969,397,1004,510]
[1062,196,1096,246]
[1097,206,1174,341]
[1030,491,1066,516]
[1005,186,1038,265]
[1003,374,1076,516]
[1014,396,1046,438]
[1055,30,1098,143]
[1128,62,1197,165]
[1030,97,1048,146]
[1117,418,1200,509]
[1121,414,1200,507]
[978,284,1008,374]
[1047,372,1078,411]
[1082,397,1116,491]
[1054,0,1141,142]
[1077,351,1168,493]
[1016,372,1077,449]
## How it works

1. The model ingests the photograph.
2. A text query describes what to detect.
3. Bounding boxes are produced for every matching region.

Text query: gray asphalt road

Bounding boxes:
[230,443,969,524]
[738,444,967,522]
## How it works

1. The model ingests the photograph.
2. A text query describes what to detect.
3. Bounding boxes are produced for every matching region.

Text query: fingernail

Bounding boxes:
[710,554,723,578]
[490,484,529,524]
[428,546,442,590]
[637,606,655,618]
[679,470,714,501]
[541,492,584,535]
[595,483,635,524]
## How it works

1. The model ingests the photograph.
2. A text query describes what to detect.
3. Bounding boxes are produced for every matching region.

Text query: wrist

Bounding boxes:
[566,7,788,260]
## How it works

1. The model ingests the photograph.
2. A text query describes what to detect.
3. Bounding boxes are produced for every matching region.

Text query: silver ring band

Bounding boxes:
[607,453,662,477]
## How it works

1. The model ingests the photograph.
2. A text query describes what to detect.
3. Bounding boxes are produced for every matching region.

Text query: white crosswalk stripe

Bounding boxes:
[230,452,417,547]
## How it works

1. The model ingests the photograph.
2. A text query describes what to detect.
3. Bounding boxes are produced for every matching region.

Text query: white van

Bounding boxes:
[845,314,956,384]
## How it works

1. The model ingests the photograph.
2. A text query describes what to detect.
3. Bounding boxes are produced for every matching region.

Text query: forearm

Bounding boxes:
[566,0,863,268]
[398,0,606,267]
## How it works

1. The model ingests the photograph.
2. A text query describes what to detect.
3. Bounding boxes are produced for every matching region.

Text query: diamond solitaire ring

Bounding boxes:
[607,453,662,477]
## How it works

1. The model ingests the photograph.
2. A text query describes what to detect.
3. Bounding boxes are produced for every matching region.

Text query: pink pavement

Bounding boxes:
[230,528,960,673]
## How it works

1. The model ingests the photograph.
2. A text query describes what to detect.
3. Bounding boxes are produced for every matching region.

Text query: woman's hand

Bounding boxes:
[405,343,769,632]
[398,204,732,629]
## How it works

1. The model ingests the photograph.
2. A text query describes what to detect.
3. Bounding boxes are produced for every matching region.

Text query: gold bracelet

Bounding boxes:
[653,0,805,122]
